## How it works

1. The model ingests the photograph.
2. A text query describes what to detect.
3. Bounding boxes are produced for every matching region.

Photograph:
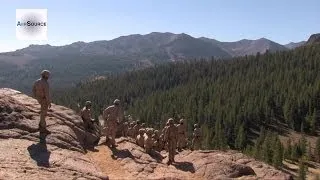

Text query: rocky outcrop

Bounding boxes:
[0,88,107,180]
[0,88,293,180]
[89,137,293,180]
[307,33,320,45]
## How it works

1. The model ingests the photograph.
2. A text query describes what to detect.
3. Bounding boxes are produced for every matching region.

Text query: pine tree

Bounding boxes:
[272,136,284,168]
[315,137,320,162]
[310,109,317,135]
[235,123,246,150]
[285,139,292,160]
[299,135,307,157]
[308,142,313,161]
[298,159,307,180]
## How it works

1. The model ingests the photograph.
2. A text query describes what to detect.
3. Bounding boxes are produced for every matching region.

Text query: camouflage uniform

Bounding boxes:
[136,129,145,148]
[103,99,123,147]
[177,119,187,151]
[122,122,129,137]
[152,130,161,151]
[164,118,178,165]
[127,123,134,138]
[144,129,154,154]
[32,70,51,134]
[133,121,141,138]
[141,123,146,129]
[80,101,100,147]
[162,122,170,151]
[192,124,201,150]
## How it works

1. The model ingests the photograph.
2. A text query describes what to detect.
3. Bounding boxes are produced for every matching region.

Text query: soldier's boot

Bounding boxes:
[166,160,172,165]
[105,136,110,145]
[94,138,100,146]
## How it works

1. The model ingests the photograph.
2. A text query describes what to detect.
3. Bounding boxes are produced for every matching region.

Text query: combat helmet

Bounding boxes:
[41,70,50,78]
[114,99,120,105]
[146,128,153,135]
[168,118,174,125]
[85,101,92,106]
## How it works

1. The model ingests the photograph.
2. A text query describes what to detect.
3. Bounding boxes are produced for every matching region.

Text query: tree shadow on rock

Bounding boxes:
[172,161,195,173]
[110,147,135,160]
[27,134,51,168]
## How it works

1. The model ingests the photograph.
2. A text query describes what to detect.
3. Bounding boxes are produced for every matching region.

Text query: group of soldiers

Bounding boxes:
[33,70,202,165]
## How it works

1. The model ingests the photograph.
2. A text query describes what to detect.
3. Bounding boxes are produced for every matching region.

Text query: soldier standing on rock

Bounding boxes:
[177,119,187,151]
[32,70,51,135]
[192,124,202,150]
[164,118,178,165]
[133,120,141,138]
[103,99,123,148]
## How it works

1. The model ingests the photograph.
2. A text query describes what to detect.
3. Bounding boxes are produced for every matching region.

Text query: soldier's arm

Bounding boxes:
[88,109,94,121]
[32,82,37,98]
[102,107,110,119]
[44,82,51,105]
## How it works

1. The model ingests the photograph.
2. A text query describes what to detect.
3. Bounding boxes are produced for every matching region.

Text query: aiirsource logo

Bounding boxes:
[16,9,48,40]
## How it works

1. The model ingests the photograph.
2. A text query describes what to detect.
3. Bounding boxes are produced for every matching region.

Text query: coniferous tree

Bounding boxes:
[285,139,292,160]
[298,159,307,180]
[272,136,284,168]
[299,135,307,157]
[235,123,246,150]
[315,137,320,162]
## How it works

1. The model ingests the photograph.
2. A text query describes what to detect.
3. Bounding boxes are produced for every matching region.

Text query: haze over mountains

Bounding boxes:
[0,32,316,93]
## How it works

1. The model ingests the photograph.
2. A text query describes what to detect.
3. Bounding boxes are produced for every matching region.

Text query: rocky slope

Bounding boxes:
[307,33,320,45]
[0,88,107,180]
[0,88,293,180]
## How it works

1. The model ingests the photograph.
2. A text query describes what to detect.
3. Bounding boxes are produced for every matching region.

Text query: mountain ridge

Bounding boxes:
[0,32,315,93]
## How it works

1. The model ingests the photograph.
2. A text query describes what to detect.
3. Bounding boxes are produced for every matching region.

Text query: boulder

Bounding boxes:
[0,88,107,180]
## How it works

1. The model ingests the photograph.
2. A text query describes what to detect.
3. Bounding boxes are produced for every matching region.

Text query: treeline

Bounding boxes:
[53,44,320,163]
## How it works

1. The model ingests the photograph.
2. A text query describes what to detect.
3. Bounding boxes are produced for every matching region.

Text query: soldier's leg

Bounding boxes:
[191,138,195,150]
[111,123,117,146]
[39,101,48,133]
[172,140,177,162]
[195,138,200,150]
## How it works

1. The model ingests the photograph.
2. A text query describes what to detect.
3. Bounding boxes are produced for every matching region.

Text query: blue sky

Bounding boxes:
[0,0,319,52]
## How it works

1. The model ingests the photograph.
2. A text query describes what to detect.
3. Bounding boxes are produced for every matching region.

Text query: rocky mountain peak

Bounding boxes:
[307,33,320,45]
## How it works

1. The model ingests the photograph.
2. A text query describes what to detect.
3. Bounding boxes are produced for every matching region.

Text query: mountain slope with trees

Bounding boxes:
[0,32,294,93]
[53,42,320,177]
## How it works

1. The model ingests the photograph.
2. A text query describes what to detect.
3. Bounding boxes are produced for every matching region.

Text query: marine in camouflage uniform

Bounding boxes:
[80,101,100,148]
[136,129,145,148]
[102,99,123,148]
[192,124,201,150]
[127,122,134,138]
[122,121,129,137]
[133,120,141,138]
[176,119,187,151]
[144,129,154,154]
[32,70,51,135]
[164,118,178,165]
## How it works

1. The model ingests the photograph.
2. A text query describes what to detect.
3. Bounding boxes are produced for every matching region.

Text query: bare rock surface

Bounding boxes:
[0,88,293,180]
[90,137,293,180]
[0,88,107,180]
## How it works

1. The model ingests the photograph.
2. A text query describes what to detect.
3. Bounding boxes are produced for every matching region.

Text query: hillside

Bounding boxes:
[307,33,320,45]
[0,88,292,180]
[201,37,289,56]
[0,32,294,93]
[285,41,306,49]
[53,43,320,176]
